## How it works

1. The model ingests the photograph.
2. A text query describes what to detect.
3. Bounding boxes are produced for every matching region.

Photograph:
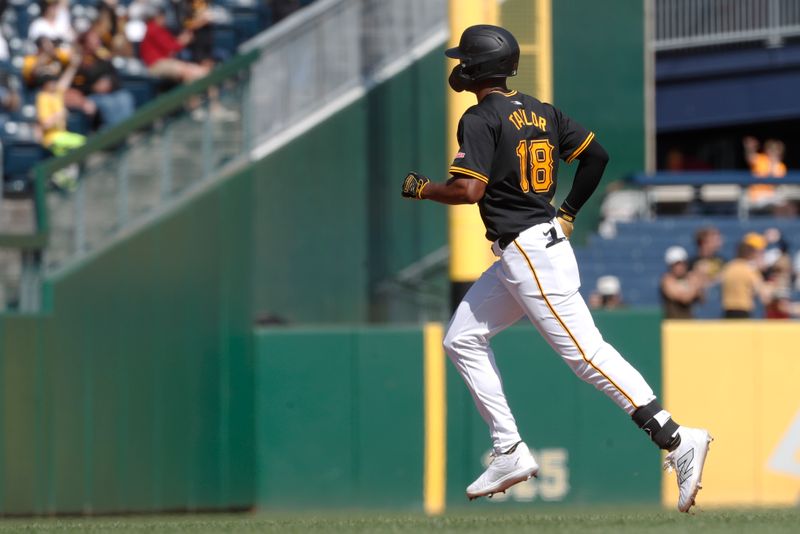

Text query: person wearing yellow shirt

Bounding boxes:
[720,233,772,319]
[37,55,86,190]
[743,136,788,210]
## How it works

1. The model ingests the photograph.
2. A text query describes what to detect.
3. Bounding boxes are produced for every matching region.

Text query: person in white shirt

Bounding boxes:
[0,33,9,62]
[28,0,75,44]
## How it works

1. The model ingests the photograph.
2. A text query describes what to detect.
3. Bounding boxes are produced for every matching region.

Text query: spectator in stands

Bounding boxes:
[73,28,135,128]
[765,286,794,319]
[174,0,215,66]
[37,54,85,189]
[763,228,792,288]
[96,0,134,57]
[0,4,8,62]
[744,136,787,178]
[589,275,624,310]
[0,63,20,114]
[762,229,795,319]
[743,136,792,214]
[23,37,69,89]
[794,250,800,292]
[140,7,209,84]
[37,54,85,155]
[720,233,771,319]
[690,226,725,286]
[23,37,98,119]
[664,147,712,171]
[660,246,703,319]
[28,0,75,44]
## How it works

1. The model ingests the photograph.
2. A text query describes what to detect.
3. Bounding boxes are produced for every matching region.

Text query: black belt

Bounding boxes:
[497,233,519,250]
[497,226,565,251]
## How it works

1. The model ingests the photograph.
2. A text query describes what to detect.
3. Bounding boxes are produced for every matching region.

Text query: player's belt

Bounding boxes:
[497,233,519,251]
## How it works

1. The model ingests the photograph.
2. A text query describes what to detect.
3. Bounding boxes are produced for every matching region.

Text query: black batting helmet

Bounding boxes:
[446,25,519,89]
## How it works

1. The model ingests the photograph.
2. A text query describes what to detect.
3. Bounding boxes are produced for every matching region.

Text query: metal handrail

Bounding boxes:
[652,0,800,51]
[630,171,800,186]
[0,0,447,312]
[0,51,258,249]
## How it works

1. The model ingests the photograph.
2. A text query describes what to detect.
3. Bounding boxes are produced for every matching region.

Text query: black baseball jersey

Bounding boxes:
[449,90,594,242]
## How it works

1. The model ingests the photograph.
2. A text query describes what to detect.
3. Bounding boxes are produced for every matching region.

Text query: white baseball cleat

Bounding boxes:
[663,427,713,513]
[466,441,539,500]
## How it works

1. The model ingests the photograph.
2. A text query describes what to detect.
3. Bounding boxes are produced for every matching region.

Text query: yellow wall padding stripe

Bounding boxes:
[535,0,553,104]
[512,241,638,408]
[449,166,490,183]
[446,0,497,282]
[423,322,446,515]
[565,132,595,163]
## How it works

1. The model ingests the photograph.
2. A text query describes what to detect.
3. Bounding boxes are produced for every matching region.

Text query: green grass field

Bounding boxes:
[0,508,797,533]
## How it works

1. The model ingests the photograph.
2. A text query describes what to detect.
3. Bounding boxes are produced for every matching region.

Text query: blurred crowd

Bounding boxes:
[590,225,800,320]
[0,0,300,191]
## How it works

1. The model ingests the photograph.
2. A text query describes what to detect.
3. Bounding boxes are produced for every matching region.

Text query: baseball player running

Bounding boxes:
[402,25,711,513]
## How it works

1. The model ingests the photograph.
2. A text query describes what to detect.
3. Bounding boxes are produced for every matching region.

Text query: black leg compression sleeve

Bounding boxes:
[632,400,681,451]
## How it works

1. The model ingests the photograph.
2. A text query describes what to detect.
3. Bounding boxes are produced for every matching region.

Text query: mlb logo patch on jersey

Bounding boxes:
[455,152,465,159]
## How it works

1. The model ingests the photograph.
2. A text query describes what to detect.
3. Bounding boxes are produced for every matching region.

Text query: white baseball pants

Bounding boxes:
[443,219,656,453]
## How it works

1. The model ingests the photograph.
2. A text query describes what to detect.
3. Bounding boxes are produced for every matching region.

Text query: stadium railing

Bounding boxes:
[652,0,800,51]
[0,0,447,312]
[629,171,800,219]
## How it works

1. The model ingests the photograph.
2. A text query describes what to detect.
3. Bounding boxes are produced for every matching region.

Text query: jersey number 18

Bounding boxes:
[515,139,554,194]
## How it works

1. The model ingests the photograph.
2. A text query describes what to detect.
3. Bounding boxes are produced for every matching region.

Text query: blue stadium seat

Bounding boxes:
[67,111,91,136]
[232,8,262,46]
[575,216,800,312]
[2,139,47,195]
[213,24,237,57]
[120,74,157,108]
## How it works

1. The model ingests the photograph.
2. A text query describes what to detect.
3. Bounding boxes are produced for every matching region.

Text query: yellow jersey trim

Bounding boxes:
[488,89,518,97]
[512,240,638,409]
[565,132,595,164]
[449,166,489,184]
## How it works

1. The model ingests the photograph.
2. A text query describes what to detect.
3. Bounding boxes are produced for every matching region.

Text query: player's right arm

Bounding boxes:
[402,111,492,204]
[423,174,486,204]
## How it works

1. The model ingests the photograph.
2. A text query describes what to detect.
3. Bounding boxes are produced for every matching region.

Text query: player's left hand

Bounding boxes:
[557,216,573,239]
[402,172,430,199]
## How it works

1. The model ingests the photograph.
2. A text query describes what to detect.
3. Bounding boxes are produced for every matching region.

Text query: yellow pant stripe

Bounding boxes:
[512,240,638,408]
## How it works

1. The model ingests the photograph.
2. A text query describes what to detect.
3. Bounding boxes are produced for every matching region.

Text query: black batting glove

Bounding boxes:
[402,172,430,199]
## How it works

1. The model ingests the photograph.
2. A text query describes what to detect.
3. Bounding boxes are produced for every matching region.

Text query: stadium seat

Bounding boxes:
[232,8,262,46]
[2,139,46,196]
[120,74,157,108]
[67,111,91,136]
[574,216,800,311]
[213,24,237,57]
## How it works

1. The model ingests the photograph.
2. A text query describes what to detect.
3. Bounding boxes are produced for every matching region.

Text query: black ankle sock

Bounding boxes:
[632,400,681,451]
[503,441,522,455]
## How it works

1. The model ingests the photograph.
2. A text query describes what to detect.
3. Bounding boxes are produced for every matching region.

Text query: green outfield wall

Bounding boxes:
[550,1,645,243]
[0,175,256,515]
[253,311,663,510]
[251,47,448,324]
[253,327,426,509]
[0,46,446,515]
[447,311,662,507]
